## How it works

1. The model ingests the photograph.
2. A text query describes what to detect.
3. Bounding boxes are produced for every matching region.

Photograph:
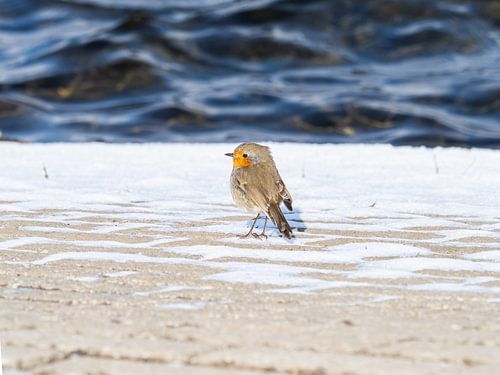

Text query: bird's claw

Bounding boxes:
[252,232,268,240]
[238,232,268,240]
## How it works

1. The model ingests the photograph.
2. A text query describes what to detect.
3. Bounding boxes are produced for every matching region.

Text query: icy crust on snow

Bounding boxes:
[1,143,500,298]
[1,143,499,216]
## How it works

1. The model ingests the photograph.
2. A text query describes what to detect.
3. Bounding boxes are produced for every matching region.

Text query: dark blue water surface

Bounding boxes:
[1,0,500,146]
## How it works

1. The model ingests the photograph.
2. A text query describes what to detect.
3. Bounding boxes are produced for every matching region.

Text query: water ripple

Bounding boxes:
[0,0,499,146]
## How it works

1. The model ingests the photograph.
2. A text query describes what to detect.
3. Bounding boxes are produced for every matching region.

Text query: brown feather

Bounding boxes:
[268,203,292,239]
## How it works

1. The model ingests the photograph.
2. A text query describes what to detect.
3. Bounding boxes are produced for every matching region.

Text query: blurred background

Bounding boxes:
[0,0,499,147]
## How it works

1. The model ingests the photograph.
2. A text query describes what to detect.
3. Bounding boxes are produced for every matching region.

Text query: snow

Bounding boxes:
[0,236,184,251]
[465,251,500,261]
[162,243,431,264]
[31,251,199,266]
[1,142,500,297]
[1,143,499,216]
[159,302,208,310]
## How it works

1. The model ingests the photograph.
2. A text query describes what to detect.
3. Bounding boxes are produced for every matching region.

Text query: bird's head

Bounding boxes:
[225,143,271,169]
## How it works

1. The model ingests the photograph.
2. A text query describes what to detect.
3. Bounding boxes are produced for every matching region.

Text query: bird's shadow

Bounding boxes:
[249,206,307,240]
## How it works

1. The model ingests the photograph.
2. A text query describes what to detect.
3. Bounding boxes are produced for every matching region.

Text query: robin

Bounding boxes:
[225,143,293,239]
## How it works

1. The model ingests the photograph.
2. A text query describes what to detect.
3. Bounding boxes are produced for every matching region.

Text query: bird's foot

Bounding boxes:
[238,230,268,240]
[253,232,268,240]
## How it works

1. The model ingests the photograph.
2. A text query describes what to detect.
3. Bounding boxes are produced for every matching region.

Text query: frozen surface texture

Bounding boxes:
[0,143,500,374]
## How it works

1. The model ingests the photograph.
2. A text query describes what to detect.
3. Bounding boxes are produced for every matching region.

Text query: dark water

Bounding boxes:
[1,0,500,146]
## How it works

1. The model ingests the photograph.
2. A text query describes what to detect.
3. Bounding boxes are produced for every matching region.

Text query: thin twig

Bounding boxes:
[462,157,476,175]
[432,154,439,174]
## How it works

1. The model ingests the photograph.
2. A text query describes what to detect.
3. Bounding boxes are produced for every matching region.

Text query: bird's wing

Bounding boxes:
[277,178,293,211]
[234,170,272,213]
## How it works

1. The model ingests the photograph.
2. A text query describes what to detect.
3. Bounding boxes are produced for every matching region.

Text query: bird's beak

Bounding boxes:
[225,153,234,157]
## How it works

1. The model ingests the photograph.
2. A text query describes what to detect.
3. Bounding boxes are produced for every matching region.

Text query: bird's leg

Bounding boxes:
[255,216,268,239]
[238,213,260,238]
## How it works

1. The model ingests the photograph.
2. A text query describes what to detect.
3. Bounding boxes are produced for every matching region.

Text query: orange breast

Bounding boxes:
[233,157,252,168]
[232,150,253,168]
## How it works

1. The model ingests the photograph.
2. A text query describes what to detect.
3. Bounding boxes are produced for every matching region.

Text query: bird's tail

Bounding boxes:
[268,204,293,239]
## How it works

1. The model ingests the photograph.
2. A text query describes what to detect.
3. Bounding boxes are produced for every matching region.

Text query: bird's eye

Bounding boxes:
[242,153,248,158]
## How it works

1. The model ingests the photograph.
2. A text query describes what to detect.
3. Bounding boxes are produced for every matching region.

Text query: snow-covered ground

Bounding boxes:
[1,143,500,297]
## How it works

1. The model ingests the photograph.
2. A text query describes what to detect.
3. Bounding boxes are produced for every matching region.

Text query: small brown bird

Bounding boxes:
[225,143,293,239]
